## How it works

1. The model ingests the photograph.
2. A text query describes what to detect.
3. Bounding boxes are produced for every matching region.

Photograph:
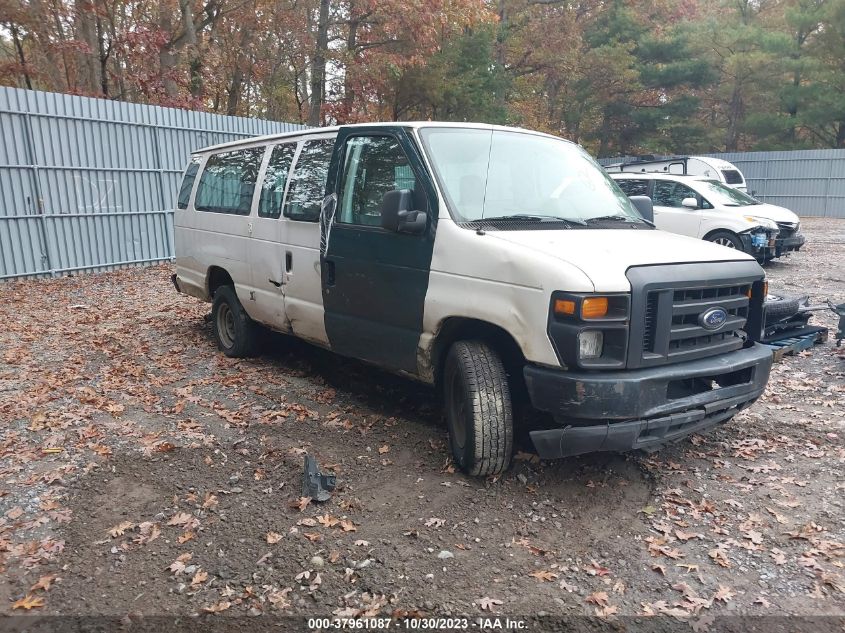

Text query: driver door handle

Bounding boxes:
[268,278,282,288]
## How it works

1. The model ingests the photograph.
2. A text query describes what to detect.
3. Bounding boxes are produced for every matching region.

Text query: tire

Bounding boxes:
[705,230,744,252]
[764,293,802,325]
[443,341,514,476]
[211,285,259,358]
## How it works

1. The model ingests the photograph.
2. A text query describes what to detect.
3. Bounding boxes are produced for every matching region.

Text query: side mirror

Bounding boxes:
[380,189,427,235]
[629,195,654,223]
[681,197,699,209]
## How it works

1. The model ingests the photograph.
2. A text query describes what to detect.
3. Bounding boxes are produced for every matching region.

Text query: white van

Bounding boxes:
[173,122,773,475]
[611,173,805,260]
[605,156,748,192]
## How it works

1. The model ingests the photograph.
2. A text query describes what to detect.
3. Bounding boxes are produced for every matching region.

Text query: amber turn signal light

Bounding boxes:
[581,297,609,319]
[554,299,576,316]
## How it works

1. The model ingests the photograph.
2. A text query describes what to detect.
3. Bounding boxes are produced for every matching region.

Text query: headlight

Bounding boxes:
[579,331,604,359]
[743,216,778,230]
[549,292,629,369]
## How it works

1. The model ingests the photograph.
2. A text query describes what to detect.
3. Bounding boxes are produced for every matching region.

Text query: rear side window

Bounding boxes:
[259,143,297,219]
[284,139,334,222]
[195,147,264,215]
[177,157,201,209]
[722,169,743,184]
[615,179,649,197]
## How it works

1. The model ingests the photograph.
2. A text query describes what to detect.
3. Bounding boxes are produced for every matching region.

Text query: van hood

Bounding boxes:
[485,228,757,292]
[745,203,800,225]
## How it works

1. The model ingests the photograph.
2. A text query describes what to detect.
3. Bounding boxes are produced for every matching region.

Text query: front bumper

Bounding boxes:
[525,343,772,458]
[775,233,805,256]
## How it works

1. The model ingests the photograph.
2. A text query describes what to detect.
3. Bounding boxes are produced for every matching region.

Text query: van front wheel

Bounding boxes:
[211,285,258,358]
[443,341,514,476]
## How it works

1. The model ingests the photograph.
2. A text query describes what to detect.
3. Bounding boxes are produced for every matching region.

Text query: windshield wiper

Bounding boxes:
[482,214,587,225]
[583,214,655,228]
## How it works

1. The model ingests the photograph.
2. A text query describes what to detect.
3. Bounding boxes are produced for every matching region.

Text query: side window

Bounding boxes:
[652,181,698,208]
[284,139,334,222]
[195,148,263,215]
[339,135,416,226]
[615,179,648,197]
[177,157,201,209]
[258,143,296,219]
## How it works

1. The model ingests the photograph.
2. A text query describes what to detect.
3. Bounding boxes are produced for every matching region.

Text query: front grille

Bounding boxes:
[639,283,749,365]
[626,261,764,370]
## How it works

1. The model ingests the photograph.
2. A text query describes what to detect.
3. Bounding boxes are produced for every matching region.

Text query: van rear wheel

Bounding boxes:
[443,341,513,476]
[211,285,259,358]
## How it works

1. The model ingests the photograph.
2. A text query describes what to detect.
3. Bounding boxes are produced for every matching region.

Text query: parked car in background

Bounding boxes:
[605,156,749,192]
[173,122,773,476]
[611,173,805,261]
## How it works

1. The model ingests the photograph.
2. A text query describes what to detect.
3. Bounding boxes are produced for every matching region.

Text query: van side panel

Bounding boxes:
[419,218,594,380]
[174,151,255,308]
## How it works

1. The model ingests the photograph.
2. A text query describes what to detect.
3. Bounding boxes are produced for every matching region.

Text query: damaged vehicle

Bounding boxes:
[173,122,773,475]
[611,173,805,261]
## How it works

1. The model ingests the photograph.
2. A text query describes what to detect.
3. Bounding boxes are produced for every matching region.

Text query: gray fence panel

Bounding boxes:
[0,86,304,280]
[599,149,845,218]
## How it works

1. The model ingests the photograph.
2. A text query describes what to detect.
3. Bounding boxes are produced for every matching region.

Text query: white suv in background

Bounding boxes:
[611,173,805,261]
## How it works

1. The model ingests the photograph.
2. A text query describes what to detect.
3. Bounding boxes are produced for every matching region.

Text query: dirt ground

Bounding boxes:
[1,217,844,626]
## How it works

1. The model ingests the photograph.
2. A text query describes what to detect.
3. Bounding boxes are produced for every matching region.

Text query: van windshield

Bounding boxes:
[418,127,646,226]
[697,180,760,207]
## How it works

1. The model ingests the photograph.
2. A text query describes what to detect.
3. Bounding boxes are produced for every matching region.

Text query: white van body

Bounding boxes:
[173,122,773,475]
[605,156,748,192]
[611,173,805,260]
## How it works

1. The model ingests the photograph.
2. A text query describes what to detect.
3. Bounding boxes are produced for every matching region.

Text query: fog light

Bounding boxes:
[579,330,604,359]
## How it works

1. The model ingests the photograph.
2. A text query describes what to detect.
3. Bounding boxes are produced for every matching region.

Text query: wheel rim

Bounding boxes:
[712,237,736,248]
[217,302,236,349]
[447,369,468,451]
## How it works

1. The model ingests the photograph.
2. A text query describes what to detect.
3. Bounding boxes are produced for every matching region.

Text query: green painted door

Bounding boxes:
[321,126,437,373]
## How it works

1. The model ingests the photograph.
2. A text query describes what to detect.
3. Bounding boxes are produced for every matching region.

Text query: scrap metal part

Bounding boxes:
[302,454,336,502]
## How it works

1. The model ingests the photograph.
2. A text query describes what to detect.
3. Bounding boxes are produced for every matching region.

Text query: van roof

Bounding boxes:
[609,172,712,182]
[196,121,569,154]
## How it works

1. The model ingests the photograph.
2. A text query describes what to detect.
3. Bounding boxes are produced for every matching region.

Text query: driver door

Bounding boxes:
[650,180,702,237]
[320,126,437,374]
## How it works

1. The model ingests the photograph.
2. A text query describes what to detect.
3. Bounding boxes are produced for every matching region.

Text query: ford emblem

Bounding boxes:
[700,307,728,330]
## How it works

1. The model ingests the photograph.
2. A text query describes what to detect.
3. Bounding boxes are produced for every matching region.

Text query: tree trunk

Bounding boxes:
[9,23,33,89]
[342,11,359,123]
[307,0,331,126]
[725,82,744,151]
[75,0,102,94]
[159,0,180,99]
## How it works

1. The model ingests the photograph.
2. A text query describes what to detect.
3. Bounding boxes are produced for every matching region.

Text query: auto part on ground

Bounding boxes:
[762,294,829,361]
[834,302,845,346]
[302,454,336,502]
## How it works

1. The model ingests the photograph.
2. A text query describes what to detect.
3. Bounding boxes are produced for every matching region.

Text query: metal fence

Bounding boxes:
[0,86,303,280]
[599,149,845,218]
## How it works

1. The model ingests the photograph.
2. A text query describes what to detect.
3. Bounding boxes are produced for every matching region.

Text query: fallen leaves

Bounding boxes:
[478,597,503,611]
[191,570,208,586]
[107,521,134,538]
[708,548,732,568]
[30,575,57,592]
[266,531,283,544]
[11,594,45,610]
[168,552,192,574]
[289,497,311,512]
[527,570,558,582]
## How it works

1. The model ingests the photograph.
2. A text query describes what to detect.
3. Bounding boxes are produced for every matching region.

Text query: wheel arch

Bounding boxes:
[430,317,527,395]
[206,266,234,298]
[702,227,742,242]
